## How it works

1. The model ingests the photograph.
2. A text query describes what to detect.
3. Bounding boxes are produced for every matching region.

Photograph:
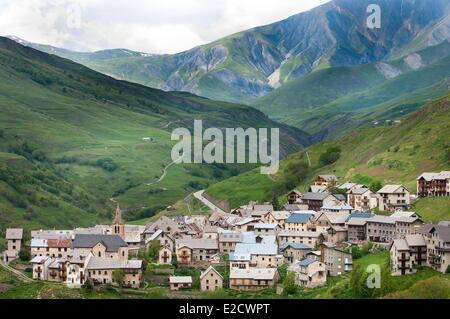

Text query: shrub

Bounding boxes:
[369,181,383,193]
[112,269,125,287]
[282,271,298,296]
[19,246,31,261]
[96,158,118,172]
[319,146,342,166]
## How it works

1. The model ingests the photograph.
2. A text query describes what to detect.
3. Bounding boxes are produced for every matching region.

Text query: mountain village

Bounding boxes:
[1,171,449,294]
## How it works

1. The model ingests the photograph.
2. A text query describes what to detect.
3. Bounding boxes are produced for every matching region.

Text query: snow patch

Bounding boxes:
[268,68,281,88]
[404,53,423,70]
[376,62,402,79]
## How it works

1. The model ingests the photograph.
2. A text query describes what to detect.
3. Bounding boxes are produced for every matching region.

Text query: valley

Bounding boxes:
[0,36,310,231]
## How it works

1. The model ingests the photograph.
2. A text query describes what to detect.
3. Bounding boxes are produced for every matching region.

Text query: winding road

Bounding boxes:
[193,190,226,214]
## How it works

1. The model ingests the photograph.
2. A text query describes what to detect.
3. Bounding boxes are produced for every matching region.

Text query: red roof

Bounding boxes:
[47,239,72,248]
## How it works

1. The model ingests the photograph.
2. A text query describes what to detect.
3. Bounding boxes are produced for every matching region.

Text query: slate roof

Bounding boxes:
[72,234,128,252]
[279,243,312,251]
[234,243,278,256]
[6,228,23,240]
[318,175,337,181]
[322,203,354,211]
[286,212,314,224]
[270,211,291,220]
[392,239,409,251]
[431,225,450,242]
[405,234,426,247]
[302,192,333,201]
[176,238,218,250]
[200,266,223,280]
[254,223,278,229]
[368,215,396,224]
[170,276,192,284]
[346,213,374,221]
[31,238,48,248]
[278,230,323,238]
[309,185,327,193]
[283,204,303,211]
[219,231,243,243]
[230,268,277,280]
[348,187,371,195]
[378,185,408,194]
[297,258,315,267]
[86,257,143,270]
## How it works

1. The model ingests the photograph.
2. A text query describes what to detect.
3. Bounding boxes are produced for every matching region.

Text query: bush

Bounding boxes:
[282,271,298,296]
[369,181,383,192]
[19,246,31,261]
[319,146,342,166]
[96,158,118,172]
[112,269,125,287]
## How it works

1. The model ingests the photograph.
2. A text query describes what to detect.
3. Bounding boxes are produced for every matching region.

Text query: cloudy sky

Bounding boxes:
[0,0,329,54]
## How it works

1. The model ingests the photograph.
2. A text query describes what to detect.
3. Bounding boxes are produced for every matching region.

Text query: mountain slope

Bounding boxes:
[10,0,450,104]
[0,36,311,230]
[254,41,450,137]
[206,94,450,209]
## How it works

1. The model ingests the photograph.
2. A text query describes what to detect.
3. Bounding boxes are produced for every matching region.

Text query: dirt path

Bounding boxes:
[147,156,183,186]
[0,258,33,283]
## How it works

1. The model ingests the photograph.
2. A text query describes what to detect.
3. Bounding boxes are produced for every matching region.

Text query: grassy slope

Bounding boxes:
[255,42,450,137]
[0,37,311,231]
[207,95,450,217]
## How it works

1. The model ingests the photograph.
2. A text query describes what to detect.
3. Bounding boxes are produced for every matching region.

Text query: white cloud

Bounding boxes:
[0,0,329,54]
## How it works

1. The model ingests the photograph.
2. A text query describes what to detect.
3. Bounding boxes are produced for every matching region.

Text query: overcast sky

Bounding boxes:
[0,0,329,54]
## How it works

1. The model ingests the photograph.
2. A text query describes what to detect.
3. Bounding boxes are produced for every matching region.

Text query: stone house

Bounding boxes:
[288,258,327,288]
[300,193,341,212]
[229,268,279,291]
[284,211,316,232]
[218,231,242,253]
[4,228,23,263]
[72,234,129,261]
[200,266,224,292]
[314,175,338,187]
[320,242,352,276]
[277,230,325,247]
[279,243,312,263]
[169,276,192,291]
[175,238,219,266]
[347,188,378,212]
[377,185,411,211]
[287,190,302,204]
[390,234,427,276]
[265,211,291,228]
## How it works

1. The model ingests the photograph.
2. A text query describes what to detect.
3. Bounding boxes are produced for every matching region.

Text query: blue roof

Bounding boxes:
[346,212,374,222]
[286,212,314,224]
[298,258,315,267]
[280,242,312,250]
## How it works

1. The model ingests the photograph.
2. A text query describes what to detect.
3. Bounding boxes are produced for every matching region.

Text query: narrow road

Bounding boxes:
[0,258,33,283]
[147,156,183,187]
[193,190,226,214]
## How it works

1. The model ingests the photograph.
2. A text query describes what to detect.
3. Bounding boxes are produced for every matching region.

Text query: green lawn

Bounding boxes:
[413,197,450,223]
